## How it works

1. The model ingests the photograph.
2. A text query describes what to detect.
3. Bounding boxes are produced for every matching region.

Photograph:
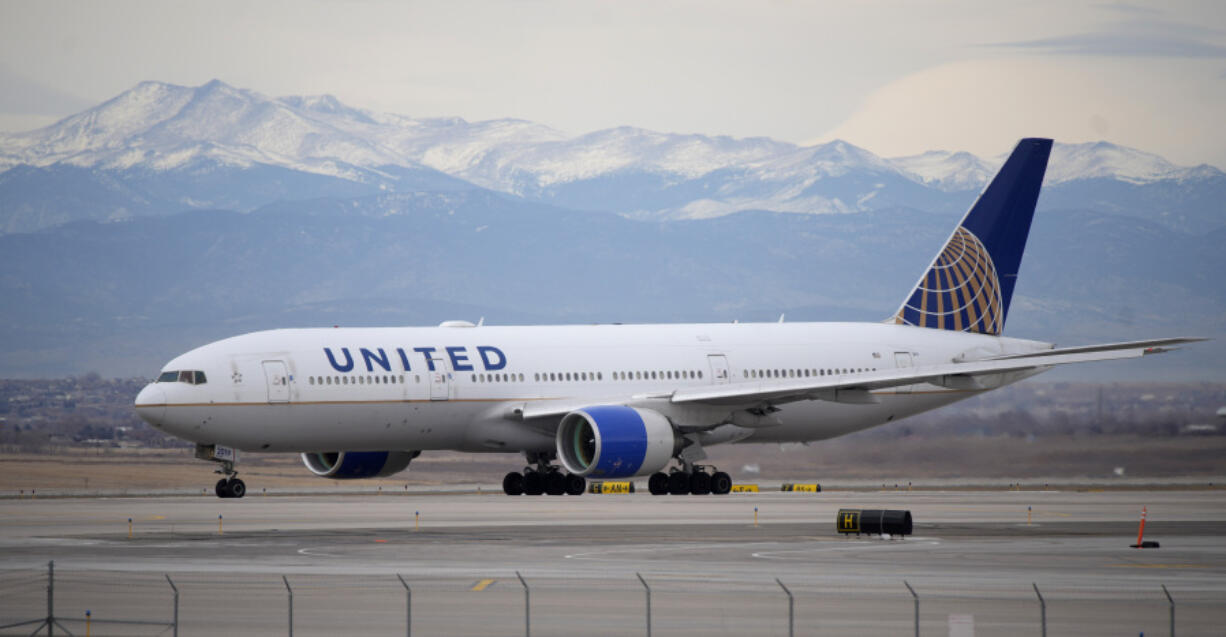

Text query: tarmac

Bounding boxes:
[2,487,1224,636]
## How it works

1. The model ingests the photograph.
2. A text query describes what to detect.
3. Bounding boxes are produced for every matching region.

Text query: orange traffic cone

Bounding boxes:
[1131,506,1160,548]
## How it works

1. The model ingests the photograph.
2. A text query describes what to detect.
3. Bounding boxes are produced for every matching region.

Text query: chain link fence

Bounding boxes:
[2,563,1222,636]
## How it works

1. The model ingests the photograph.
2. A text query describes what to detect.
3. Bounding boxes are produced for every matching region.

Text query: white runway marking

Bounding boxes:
[751,538,941,560]
[564,542,777,560]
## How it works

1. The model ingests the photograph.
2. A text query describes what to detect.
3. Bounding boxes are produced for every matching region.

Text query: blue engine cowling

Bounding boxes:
[301,451,419,479]
[556,406,677,478]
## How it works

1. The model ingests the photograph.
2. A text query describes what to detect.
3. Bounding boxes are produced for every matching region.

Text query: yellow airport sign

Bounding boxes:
[588,481,635,494]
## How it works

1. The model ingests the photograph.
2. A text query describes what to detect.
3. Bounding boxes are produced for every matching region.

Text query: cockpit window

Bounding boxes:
[158,370,208,385]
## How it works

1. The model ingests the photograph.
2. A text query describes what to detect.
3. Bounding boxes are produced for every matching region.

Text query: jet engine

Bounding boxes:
[556,406,678,478]
[301,451,419,479]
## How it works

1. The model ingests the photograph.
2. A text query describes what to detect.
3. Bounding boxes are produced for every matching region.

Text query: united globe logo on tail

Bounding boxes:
[891,138,1053,337]
[894,226,1003,335]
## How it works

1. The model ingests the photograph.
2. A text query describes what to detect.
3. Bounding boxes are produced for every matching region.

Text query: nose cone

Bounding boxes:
[134,384,166,426]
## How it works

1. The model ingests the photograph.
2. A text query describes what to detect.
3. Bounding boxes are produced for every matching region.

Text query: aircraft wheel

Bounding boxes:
[668,471,691,495]
[502,472,524,496]
[710,471,733,495]
[215,479,231,498]
[544,471,567,496]
[522,471,545,496]
[688,471,711,495]
[648,472,669,496]
[564,473,586,496]
[228,478,246,499]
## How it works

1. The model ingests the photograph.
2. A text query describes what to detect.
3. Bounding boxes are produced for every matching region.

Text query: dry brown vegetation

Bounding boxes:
[3,432,1224,495]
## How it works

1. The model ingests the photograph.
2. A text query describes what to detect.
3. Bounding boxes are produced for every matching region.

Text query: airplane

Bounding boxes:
[134,138,1202,498]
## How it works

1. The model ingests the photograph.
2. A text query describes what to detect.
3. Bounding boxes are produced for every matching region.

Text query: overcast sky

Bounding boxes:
[2,1,1225,167]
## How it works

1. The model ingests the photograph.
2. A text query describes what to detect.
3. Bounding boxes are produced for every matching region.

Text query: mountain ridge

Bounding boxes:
[2,79,1222,235]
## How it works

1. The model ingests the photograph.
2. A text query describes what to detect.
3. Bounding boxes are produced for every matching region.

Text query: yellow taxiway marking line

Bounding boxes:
[471,578,496,591]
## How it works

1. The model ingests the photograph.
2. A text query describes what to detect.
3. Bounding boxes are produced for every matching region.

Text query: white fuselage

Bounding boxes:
[135,321,1050,454]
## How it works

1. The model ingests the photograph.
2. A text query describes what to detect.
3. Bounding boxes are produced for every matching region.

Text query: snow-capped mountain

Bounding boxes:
[1,80,1223,234]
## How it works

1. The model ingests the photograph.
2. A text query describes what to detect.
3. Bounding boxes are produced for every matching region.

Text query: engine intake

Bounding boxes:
[556,406,677,478]
[301,451,419,479]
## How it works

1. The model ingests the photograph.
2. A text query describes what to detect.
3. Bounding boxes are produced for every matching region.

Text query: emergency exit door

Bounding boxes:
[707,354,731,384]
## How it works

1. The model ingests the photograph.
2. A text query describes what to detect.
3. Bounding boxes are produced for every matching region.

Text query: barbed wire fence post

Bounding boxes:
[1033,583,1046,637]
[396,574,412,637]
[904,580,919,637]
[166,574,179,637]
[636,572,652,637]
[283,575,294,637]
[776,578,794,637]
[1162,584,1175,637]
[515,571,530,637]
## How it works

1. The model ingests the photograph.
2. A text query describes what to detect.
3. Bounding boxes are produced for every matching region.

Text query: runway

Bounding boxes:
[2,489,1225,635]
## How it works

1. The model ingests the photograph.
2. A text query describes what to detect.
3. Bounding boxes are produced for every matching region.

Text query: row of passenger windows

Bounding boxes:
[157,370,208,385]
[475,373,527,383]
[309,375,411,386]
[745,367,876,379]
[303,367,878,388]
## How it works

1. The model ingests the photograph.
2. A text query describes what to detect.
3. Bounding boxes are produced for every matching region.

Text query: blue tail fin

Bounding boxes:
[893,138,1052,335]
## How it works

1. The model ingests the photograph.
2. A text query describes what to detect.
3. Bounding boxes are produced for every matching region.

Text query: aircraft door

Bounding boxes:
[262,360,290,403]
[429,356,450,401]
[893,352,914,394]
[707,354,731,384]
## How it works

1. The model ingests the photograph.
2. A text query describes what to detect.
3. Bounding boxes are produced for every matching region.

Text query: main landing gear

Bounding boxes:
[503,453,586,496]
[647,465,732,496]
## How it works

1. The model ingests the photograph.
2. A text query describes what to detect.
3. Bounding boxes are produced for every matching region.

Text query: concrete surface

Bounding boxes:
[2,489,1224,635]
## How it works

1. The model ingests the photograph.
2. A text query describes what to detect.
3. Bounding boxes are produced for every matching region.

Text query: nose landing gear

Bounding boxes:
[197,443,247,499]
[215,476,246,499]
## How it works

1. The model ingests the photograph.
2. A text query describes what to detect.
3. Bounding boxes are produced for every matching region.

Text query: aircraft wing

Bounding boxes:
[670,337,1205,407]
[515,337,1203,420]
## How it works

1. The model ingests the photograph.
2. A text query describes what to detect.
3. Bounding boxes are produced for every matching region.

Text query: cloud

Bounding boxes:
[1095,2,1163,16]
[989,7,1226,59]
[0,65,94,115]
[996,31,1226,58]
[815,56,1226,170]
